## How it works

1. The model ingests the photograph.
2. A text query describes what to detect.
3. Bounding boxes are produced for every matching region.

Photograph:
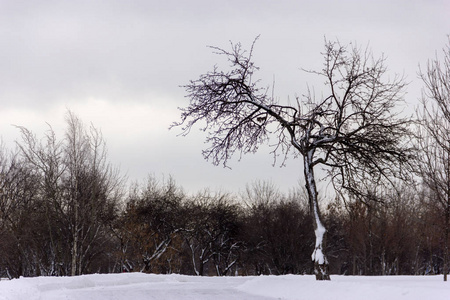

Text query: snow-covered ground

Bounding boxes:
[0,273,448,300]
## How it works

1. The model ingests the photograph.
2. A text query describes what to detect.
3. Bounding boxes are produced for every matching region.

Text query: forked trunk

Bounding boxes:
[304,151,330,280]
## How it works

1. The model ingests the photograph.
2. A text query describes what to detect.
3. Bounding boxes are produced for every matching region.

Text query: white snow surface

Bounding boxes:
[0,273,448,300]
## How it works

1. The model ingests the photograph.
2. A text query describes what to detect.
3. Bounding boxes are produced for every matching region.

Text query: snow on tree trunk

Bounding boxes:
[304,151,330,280]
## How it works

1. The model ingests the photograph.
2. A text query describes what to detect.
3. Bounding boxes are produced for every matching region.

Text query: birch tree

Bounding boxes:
[16,111,123,276]
[63,112,123,275]
[173,38,412,280]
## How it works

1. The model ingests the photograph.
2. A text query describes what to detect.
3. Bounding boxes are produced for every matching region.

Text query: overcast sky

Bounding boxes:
[0,0,449,195]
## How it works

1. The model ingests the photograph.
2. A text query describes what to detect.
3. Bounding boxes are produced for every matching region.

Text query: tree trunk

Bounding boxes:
[71,202,79,276]
[444,151,449,281]
[444,202,449,281]
[368,205,374,275]
[304,151,330,280]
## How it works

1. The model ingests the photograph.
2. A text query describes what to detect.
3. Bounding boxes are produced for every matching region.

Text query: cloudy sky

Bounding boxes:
[0,0,449,195]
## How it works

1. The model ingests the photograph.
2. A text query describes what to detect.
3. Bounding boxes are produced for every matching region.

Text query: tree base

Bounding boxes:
[314,262,330,280]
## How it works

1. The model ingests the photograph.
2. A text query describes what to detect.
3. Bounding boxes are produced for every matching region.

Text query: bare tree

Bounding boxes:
[15,124,67,275]
[0,144,41,278]
[173,38,412,280]
[122,176,185,273]
[417,37,450,281]
[15,111,123,276]
[63,111,123,275]
[187,191,241,276]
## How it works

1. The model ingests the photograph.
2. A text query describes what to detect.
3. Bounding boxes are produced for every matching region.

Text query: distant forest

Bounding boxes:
[0,110,448,278]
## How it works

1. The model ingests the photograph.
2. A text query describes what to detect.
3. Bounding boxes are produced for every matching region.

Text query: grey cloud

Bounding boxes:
[0,0,449,193]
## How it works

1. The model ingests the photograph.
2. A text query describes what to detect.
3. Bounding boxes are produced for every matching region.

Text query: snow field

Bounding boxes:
[0,273,448,300]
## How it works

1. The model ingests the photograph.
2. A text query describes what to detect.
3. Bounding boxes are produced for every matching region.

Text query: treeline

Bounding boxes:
[0,112,447,278]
